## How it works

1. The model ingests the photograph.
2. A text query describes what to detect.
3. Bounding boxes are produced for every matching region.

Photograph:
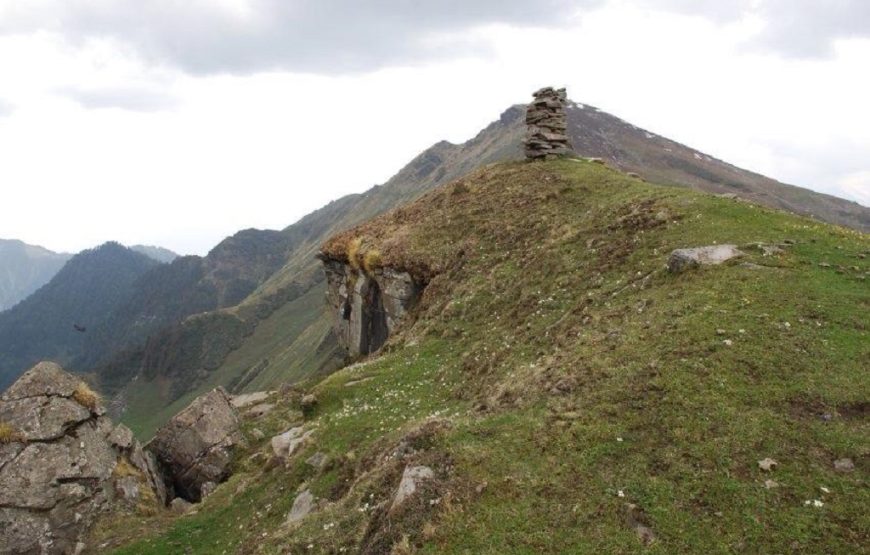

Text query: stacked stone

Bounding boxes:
[524,87,572,159]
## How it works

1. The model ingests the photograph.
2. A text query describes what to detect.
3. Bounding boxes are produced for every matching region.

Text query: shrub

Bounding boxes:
[113,457,142,478]
[363,249,382,273]
[348,237,363,270]
[0,421,21,444]
[72,382,101,412]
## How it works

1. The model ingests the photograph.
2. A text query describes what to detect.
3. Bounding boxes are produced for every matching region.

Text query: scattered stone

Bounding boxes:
[271,427,313,460]
[250,428,265,440]
[170,497,193,515]
[833,458,855,473]
[392,465,434,510]
[627,172,642,179]
[668,245,743,273]
[722,339,733,346]
[716,193,738,199]
[758,458,778,471]
[230,391,273,409]
[524,87,573,160]
[147,387,243,502]
[764,480,780,489]
[624,503,656,546]
[305,452,329,470]
[287,489,315,524]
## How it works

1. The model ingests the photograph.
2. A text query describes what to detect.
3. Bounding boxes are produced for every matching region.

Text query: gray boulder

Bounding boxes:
[668,245,743,273]
[286,489,315,524]
[270,426,312,461]
[0,362,164,554]
[146,387,243,502]
[391,465,434,511]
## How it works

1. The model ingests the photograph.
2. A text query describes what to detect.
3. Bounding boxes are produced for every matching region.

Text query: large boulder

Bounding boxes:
[146,387,243,502]
[667,245,743,273]
[0,362,165,554]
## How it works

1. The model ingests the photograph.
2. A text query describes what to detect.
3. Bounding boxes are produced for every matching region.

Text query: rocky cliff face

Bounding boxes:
[0,362,165,554]
[321,259,423,358]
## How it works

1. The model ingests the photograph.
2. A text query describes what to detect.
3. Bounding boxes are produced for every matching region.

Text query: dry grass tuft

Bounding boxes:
[348,237,363,270]
[390,535,412,555]
[72,382,101,412]
[363,249,382,273]
[0,421,22,444]
[113,457,142,479]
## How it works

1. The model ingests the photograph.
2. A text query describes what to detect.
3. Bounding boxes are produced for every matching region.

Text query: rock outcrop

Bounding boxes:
[146,387,242,502]
[0,362,164,555]
[667,245,744,273]
[524,87,572,159]
[321,259,423,358]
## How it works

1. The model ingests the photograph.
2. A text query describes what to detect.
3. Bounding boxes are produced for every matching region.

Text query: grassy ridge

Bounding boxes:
[104,160,868,554]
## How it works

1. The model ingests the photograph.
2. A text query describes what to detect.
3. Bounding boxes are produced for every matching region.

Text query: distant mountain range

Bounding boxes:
[0,241,177,314]
[0,242,158,390]
[0,239,71,311]
[0,99,866,435]
[130,244,179,264]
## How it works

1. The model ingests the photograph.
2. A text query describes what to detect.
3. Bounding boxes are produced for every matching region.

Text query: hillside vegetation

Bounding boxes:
[113,101,869,440]
[0,242,158,389]
[100,160,868,554]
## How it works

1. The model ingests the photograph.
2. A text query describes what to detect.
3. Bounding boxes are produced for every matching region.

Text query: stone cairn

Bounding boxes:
[524,86,572,160]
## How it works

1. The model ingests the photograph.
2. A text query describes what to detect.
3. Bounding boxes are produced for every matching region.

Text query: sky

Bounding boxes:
[0,1,868,256]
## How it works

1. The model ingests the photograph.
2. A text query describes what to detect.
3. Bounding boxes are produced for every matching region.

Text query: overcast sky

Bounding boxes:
[1,0,868,255]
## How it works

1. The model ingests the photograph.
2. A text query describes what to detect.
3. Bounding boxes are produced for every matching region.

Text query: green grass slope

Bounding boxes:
[103,160,867,554]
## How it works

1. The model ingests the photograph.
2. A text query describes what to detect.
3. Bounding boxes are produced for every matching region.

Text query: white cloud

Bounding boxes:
[836,171,870,206]
[0,2,867,256]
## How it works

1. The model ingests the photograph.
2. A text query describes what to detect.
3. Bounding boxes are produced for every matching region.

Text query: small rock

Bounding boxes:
[392,465,434,510]
[758,458,778,471]
[287,490,315,523]
[305,452,328,470]
[833,458,855,473]
[624,503,655,546]
[170,497,193,515]
[764,480,779,489]
[271,427,312,460]
[230,391,273,409]
[250,428,265,440]
[722,339,733,346]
